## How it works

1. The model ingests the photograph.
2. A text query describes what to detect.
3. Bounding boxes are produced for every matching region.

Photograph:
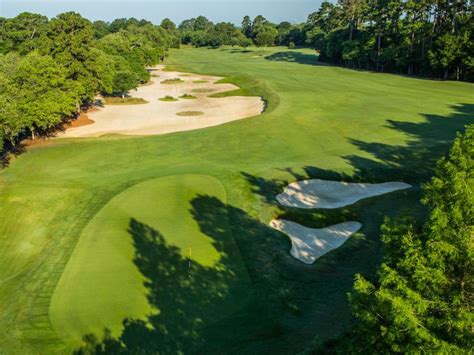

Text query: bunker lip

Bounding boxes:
[58,65,264,138]
[277,179,411,209]
[270,219,362,264]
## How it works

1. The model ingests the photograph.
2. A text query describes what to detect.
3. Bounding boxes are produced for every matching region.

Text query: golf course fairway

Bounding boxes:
[0,47,472,354]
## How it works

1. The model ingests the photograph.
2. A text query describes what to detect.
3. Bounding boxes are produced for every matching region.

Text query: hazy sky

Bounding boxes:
[0,0,325,24]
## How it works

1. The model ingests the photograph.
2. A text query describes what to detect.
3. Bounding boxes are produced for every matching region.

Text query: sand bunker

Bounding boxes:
[59,65,264,138]
[270,219,362,264]
[277,179,411,209]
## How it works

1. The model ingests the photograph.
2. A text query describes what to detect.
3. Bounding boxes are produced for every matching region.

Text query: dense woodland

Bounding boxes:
[306,0,473,81]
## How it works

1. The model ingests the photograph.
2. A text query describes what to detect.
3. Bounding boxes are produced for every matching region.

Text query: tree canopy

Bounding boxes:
[304,0,473,81]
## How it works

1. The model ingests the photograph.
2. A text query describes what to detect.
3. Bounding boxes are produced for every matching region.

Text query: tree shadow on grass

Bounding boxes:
[74,192,382,354]
[74,194,292,354]
[344,103,474,182]
[74,196,236,354]
[265,51,323,66]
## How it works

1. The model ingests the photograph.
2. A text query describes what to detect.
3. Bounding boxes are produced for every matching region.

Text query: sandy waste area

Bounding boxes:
[60,65,264,137]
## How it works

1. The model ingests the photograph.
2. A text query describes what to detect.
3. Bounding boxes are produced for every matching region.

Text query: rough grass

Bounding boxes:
[159,95,178,102]
[161,78,184,84]
[103,97,149,105]
[193,80,209,83]
[0,46,472,354]
[176,111,205,116]
[179,94,197,100]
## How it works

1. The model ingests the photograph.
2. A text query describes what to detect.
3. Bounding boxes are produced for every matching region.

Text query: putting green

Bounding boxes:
[49,174,231,345]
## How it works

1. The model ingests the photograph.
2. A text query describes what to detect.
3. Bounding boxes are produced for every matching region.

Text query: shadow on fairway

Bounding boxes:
[230,49,254,54]
[265,51,321,66]
[345,103,474,182]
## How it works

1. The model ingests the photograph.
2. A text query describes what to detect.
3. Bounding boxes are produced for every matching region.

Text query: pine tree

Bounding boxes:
[345,125,473,353]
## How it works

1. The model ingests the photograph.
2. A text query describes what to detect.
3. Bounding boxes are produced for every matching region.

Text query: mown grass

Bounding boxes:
[176,111,205,116]
[161,78,184,84]
[159,95,178,102]
[49,175,249,346]
[180,93,197,99]
[103,96,149,105]
[0,46,472,354]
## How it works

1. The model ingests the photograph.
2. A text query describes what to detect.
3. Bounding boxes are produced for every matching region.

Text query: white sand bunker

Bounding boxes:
[277,179,411,209]
[60,65,264,137]
[270,219,362,264]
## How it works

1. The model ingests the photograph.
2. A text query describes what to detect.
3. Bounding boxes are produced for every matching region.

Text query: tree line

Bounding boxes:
[176,15,305,48]
[170,2,473,81]
[0,12,178,154]
[305,0,473,81]
[316,125,473,353]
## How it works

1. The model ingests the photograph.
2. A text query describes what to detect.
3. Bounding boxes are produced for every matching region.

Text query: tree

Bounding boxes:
[12,52,81,139]
[41,12,97,101]
[92,20,110,39]
[112,71,136,99]
[241,15,252,38]
[327,126,474,353]
[160,18,176,32]
[239,37,253,49]
[194,16,213,31]
[251,15,268,38]
[255,25,278,47]
[339,0,366,40]
[429,33,463,80]
[0,12,48,54]
[0,53,23,147]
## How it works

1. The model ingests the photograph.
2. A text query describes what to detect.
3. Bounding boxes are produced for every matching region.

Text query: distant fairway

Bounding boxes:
[0,47,472,354]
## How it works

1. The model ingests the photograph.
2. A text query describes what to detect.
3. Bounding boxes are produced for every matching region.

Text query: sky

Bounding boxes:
[0,0,325,25]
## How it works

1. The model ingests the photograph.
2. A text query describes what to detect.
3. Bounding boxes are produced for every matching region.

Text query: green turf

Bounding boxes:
[103,97,149,105]
[176,111,205,116]
[49,174,248,346]
[159,95,178,102]
[0,46,472,354]
[160,78,184,84]
[180,93,197,99]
